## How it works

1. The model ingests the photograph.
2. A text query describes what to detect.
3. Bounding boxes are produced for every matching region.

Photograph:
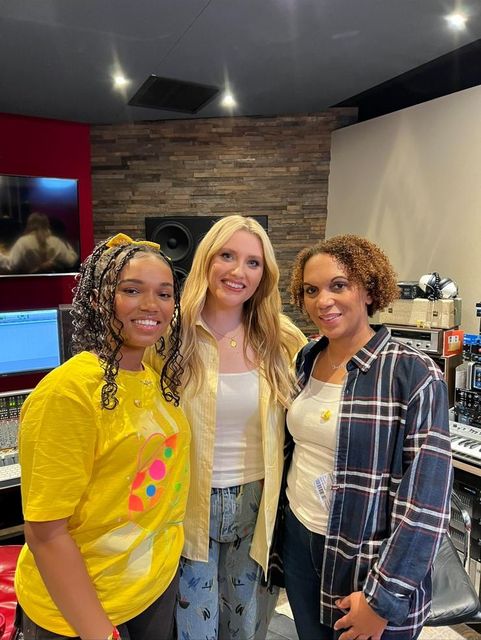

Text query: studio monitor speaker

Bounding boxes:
[145,216,268,280]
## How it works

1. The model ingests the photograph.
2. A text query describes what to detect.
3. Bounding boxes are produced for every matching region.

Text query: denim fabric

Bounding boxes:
[177,479,278,640]
[283,505,339,640]
[14,570,179,640]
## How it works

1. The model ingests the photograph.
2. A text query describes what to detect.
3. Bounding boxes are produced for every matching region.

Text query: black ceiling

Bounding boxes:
[337,37,481,121]
[2,1,481,124]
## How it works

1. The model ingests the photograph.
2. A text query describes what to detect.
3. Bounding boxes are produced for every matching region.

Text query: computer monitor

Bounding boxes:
[0,308,61,376]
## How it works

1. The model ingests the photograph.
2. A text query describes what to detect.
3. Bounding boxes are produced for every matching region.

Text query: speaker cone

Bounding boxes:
[145,215,268,279]
[149,221,194,263]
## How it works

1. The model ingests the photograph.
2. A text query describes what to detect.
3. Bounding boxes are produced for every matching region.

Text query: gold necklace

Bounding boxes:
[326,347,346,370]
[204,319,241,349]
[326,330,375,370]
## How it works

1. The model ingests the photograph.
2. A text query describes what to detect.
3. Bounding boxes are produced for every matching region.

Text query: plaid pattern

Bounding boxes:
[292,325,453,640]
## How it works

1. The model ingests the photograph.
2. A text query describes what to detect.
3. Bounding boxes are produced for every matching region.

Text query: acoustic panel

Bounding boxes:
[129,75,219,114]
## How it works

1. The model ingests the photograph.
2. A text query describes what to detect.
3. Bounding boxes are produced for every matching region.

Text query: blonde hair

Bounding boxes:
[181,215,301,406]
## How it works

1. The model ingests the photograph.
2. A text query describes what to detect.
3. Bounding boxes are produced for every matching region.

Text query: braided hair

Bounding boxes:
[71,238,182,409]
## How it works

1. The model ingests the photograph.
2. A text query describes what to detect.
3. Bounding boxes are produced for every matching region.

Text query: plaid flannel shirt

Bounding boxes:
[292,325,453,639]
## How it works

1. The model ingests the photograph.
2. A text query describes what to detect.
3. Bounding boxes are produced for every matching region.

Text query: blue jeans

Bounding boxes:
[282,505,338,640]
[177,480,278,640]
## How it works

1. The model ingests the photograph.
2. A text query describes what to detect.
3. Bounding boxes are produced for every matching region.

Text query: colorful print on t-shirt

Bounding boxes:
[129,432,178,515]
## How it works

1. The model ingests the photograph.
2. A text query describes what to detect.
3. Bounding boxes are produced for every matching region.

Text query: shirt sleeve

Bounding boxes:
[49,236,78,267]
[20,379,97,521]
[6,236,30,272]
[362,377,453,624]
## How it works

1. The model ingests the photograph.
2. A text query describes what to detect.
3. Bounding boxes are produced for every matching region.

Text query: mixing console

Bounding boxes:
[0,389,31,487]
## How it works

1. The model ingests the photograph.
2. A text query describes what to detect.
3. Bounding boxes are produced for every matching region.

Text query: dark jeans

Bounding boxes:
[282,505,339,640]
[14,569,179,640]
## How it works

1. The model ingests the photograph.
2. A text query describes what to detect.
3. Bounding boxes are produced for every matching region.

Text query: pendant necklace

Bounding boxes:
[326,347,346,370]
[204,319,240,349]
[133,375,153,408]
[320,409,332,422]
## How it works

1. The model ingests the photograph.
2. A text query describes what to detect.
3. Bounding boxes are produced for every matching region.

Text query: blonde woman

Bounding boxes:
[148,215,306,639]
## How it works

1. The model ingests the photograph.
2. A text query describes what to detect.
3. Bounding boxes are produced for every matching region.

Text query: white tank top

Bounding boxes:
[211,369,264,488]
[286,375,342,535]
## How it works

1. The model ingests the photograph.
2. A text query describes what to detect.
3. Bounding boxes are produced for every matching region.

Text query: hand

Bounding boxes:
[333,591,387,640]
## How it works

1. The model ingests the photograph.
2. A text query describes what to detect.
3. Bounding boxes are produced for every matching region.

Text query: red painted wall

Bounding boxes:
[0,113,94,392]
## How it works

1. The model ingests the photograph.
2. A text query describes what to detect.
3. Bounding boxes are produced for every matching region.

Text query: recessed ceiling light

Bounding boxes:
[445,12,467,29]
[221,92,236,108]
[113,74,129,89]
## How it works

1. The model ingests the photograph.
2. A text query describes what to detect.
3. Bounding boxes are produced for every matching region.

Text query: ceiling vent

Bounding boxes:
[128,75,220,114]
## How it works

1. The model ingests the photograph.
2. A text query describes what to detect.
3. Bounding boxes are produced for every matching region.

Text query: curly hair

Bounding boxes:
[71,238,183,409]
[290,234,399,316]
[180,215,305,407]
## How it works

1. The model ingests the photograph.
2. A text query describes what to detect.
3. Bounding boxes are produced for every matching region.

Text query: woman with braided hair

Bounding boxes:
[14,233,190,640]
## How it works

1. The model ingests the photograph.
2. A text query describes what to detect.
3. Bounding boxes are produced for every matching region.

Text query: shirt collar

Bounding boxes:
[349,324,390,372]
[196,317,207,329]
[306,324,390,374]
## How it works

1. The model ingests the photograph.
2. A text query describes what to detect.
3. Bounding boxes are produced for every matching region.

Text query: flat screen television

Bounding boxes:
[0,309,61,376]
[0,174,80,277]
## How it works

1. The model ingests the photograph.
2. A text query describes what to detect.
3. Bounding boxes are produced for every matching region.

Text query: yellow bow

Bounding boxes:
[105,232,160,251]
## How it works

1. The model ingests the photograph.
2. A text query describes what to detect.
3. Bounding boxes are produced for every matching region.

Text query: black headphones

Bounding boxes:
[424,272,441,301]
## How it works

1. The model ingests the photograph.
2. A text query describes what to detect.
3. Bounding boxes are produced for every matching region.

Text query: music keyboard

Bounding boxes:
[450,420,481,469]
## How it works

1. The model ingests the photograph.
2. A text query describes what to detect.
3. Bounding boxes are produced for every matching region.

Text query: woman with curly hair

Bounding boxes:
[148,215,306,639]
[282,235,452,640]
[14,233,190,640]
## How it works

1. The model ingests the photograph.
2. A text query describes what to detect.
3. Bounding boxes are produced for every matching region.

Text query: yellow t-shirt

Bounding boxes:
[15,351,190,635]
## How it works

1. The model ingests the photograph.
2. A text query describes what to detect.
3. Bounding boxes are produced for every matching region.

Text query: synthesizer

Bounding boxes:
[450,420,481,469]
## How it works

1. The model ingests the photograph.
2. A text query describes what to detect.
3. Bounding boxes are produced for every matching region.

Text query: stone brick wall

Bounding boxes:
[90,109,356,333]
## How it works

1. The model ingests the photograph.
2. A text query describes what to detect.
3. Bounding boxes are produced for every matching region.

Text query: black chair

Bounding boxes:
[425,490,481,626]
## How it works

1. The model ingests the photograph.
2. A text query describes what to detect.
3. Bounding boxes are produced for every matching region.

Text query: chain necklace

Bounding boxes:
[326,347,346,370]
[204,319,241,349]
[326,330,376,370]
